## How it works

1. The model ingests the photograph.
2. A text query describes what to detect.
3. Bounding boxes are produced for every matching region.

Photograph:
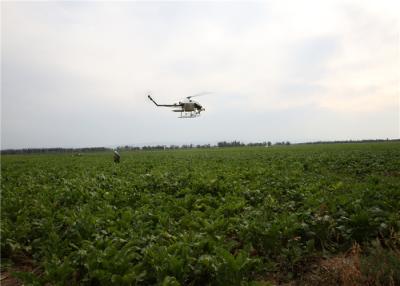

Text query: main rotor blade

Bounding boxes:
[186,92,212,99]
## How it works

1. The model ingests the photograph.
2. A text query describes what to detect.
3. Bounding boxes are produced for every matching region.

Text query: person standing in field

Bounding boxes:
[113,150,120,163]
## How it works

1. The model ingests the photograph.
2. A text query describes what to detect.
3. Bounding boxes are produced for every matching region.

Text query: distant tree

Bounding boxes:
[247,141,267,147]
[218,141,245,147]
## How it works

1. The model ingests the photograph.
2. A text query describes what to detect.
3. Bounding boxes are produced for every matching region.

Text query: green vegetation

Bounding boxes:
[1,143,400,285]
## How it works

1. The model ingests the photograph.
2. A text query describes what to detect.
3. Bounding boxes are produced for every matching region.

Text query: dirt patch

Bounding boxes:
[298,243,363,286]
[1,255,41,286]
[1,270,22,286]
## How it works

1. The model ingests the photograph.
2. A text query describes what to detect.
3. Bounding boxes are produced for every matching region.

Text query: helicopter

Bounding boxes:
[147,92,208,118]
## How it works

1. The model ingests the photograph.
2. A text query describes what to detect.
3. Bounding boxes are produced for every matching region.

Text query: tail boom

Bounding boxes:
[147,95,179,107]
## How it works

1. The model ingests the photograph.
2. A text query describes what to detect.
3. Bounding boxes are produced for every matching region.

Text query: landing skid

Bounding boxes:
[178,112,200,118]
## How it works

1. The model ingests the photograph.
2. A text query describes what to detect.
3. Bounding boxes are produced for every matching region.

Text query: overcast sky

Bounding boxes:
[1,1,399,149]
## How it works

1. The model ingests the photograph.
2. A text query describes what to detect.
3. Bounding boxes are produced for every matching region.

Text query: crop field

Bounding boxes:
[1,143,400,285]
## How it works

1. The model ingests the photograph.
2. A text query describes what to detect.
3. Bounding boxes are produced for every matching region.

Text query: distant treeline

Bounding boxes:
[1,147,110,155]
[121,141,272,150]
[298,138,399,145]
[217,141,274,147]
[1,139,398,154]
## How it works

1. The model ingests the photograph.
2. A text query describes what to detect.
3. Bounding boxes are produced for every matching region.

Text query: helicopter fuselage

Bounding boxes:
[182,102,196,112]
[148,94,205,118]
